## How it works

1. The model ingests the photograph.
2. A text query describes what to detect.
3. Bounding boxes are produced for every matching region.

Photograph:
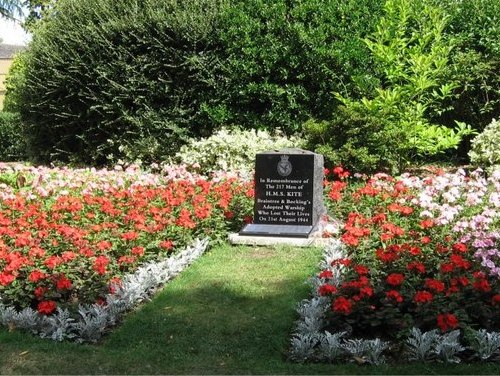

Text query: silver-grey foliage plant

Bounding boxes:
[467,329,500,361]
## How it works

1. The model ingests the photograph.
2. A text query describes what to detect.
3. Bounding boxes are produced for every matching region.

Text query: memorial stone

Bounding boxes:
[240,149,325,238]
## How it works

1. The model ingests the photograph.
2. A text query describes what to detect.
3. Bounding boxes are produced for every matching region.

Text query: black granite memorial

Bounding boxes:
[239,149,325,238]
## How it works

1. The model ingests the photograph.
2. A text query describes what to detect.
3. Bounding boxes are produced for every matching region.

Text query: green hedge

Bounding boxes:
[14,0,227,165]
[0,111,27,161]
[11,0,383,165]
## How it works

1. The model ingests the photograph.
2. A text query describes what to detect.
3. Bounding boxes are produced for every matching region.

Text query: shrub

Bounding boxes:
[210,0,383,133]
[468,118,500,168]
[306,0,474,174]
[171,126,304,176]
[0,111,27,161]
[2,51,27,113]
[433,0,500,134]
[304,104,394,174]
[11,0,383,165]
[13,0,227,165]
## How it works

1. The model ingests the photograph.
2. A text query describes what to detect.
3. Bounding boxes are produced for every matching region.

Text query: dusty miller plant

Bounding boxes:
[432,330,465,363]
[467,329,500,361]
[317,331,348,363]
[289,333,321,363]
[341,338,389,365]
[405,327,441,361]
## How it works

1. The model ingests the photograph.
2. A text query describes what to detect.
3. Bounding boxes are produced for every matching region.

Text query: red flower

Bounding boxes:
[28,270,47,283]
[354,265,370,276]
[97,240,113,250]
[414,290,433,304]
[333,166,344,176]
[341,233,359,247]
[440,262,454,273]
[419,218,434,229]
[318,284,337,296]
[450,254,471,270]
[371,213,387,224]
[400,206,414,216]
[44,255,63,269]
[473,279,491,292]
[451,277,469,287]
[358,286,373,298]
[159,239,174,250]
[56,274,72,290]
[61,251,77,262]
[37,300,57,315]
[386,290,403,303]
[0,272,15,286]
[425,279,445,293]
[118,255,136,265]
[386,273,405,286]
[375,248,399,263]
[407,261,426,274]
[492,295,500,305]
[332,296,353,315]
[452,243,468,254]
[331,258,352,267]
[333,166,350,179]
[408,246,422,256]
[421,236,432,244]
[121,231,139,241]
[176,208,196,229]
[131,246,145,256]
[93,255,110,275]
[473,271,486,279]
[319,270,333,279]
[34,286,47,300]
[437,313,459,332]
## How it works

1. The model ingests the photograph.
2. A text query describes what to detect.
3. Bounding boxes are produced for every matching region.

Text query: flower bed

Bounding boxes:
[0,163,253,340]
[292,167,500,364]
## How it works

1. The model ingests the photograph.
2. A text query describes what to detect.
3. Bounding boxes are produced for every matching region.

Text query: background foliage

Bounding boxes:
[3,0,499,168]
[8,0,382,165]
[11,0,227,165]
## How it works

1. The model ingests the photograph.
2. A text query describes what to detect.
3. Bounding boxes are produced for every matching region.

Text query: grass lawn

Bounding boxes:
[0,243,498,374]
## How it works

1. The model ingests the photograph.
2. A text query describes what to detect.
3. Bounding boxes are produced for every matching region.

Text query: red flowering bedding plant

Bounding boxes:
[317,167,499,360]
[0,164,253,318]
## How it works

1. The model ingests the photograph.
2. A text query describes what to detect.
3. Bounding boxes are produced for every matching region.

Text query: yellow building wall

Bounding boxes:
[0,58,14,111]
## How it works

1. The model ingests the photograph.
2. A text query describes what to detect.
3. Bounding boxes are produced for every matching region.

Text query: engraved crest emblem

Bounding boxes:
[277,155,292,177]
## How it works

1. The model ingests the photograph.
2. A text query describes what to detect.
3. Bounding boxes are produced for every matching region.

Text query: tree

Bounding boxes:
[305,0,475,174]
[22,0,56,32]
[0,0,23,21]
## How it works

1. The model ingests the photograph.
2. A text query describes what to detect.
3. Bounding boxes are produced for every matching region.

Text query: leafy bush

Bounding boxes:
[171,127,304,176]
[2,51,27,113]
[304,104,394,174]
[13,0,227,165]
[0,111,27,161]
[434,0,500,135]
[209,0,383,133]
[305,0,474,174]
[468,118,500,168]
[11,0,383,165]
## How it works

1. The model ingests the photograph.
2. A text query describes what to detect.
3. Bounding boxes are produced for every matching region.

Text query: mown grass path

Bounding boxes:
[0,244,498,374]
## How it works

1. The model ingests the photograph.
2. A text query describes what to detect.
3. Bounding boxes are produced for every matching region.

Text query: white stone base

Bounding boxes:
[228,233,333,247]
